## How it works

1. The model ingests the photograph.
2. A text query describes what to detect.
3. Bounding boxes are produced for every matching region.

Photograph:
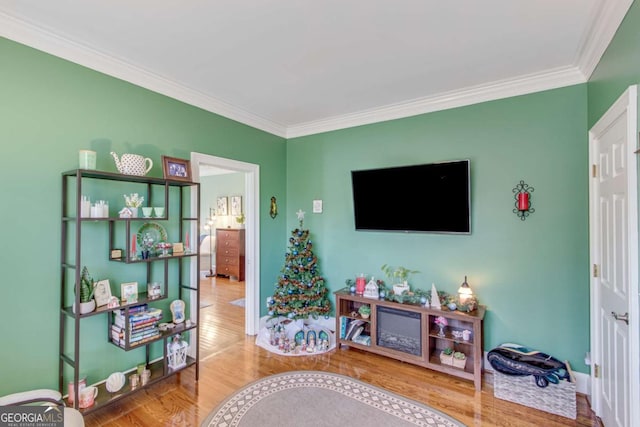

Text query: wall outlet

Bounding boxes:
[313,199,323,213]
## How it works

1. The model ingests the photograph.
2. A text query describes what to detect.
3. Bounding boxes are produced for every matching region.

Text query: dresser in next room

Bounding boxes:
[216,228,245,281]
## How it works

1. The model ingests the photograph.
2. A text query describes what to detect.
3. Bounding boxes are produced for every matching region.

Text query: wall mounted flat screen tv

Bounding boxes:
[351,160,470,234]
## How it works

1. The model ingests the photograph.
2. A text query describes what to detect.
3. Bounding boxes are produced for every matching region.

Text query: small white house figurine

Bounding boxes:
[363,277,379,299]
[107,296,120,309]
[119,207,133,218]
[430,283,441,310]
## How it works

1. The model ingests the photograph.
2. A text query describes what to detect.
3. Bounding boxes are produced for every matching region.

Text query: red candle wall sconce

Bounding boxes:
[512,180,534,220]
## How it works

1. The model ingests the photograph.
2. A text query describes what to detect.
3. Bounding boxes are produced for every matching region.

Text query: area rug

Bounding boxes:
[229,298,245,307]
[201,371,465,427]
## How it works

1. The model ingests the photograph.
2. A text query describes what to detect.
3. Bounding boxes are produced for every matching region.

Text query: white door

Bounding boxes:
[589,85,639,427]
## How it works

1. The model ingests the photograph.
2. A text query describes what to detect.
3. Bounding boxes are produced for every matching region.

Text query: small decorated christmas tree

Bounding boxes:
[267,210,331,320]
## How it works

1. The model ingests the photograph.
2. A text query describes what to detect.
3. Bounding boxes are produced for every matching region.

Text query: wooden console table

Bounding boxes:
[335,289,485,390]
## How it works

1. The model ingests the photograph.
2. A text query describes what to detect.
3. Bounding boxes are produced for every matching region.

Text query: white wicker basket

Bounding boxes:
[167,338,189,371]
[493,365,576,419]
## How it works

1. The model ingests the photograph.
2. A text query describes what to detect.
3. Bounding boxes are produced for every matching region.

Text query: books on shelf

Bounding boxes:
[340,317,367,341]
[111,306,163,348]
[117,304,148,315]
[113,307,162,328]
[352,334,371,346]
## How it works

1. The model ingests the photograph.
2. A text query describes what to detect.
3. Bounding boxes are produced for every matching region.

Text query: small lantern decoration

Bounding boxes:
[167,335,189,371]
[457,276,477,312]
[513,180,535,220]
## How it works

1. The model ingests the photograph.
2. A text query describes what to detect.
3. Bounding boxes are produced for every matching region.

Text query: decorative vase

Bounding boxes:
[74,299,96,315]
[438,325,445,337]
[105,372,125,393]
[355,275,366,295]
[393,281,410,296]
[129,207,138,218]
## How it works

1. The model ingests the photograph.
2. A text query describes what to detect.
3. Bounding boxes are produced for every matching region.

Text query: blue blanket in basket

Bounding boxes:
[487,343,570,388]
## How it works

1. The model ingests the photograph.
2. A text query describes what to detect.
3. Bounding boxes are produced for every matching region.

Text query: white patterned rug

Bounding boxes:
[201,371,466,427]
[229,298,245,307]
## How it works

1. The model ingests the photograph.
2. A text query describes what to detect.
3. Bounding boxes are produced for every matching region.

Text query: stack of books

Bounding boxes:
[340,317,370,346]
[112,305,163,348]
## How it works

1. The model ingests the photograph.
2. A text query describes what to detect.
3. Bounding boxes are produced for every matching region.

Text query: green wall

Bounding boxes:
[588,0,640,127]
[0,37,287,395]
[200,173,245,230]
[6,2,640,392]
[287,85,590,372]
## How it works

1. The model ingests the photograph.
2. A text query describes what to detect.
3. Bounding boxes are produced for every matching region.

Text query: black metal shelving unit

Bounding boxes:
[59,169,200,413]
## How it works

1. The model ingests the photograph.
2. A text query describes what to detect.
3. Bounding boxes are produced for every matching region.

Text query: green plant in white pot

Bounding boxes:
[358,304,371,319]
[381,264,418,296]
[235,213,245,228]
[452,351,467,369]
[75,266,96,314]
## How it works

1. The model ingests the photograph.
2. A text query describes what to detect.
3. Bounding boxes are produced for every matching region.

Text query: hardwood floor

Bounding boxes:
[84,277,600,426]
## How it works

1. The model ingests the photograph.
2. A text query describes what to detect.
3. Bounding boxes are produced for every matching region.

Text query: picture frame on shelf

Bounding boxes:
[120,282,139,303]
[93,279,112,307]
[110,249,123,260]
[217,196,228,216]
[161,155,192,182]
[147,282,162,300]
[170,299,186,324]
[230,195,242,216]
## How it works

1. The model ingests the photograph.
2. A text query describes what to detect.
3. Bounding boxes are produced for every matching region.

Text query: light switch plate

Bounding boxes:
[313,199,323,213]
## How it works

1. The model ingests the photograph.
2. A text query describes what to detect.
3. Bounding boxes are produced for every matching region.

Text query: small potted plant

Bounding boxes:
[452,351,467,369]
[75,266,96,314]
[381,264,419,296]
[235,213,245,228]
[440,347,454,366]
[358,304,371,319]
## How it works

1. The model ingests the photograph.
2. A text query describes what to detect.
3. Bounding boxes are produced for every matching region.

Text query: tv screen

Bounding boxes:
[351,160,470,234]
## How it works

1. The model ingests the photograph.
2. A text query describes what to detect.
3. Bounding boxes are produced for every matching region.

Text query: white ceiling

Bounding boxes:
[0,1,632,138]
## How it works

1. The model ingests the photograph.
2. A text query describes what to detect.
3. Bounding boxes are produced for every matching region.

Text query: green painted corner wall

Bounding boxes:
[200,173,245,230]
[0,36,287,395]
[6,1,640,392]
[588,0,640,127]
[286,85,590,372]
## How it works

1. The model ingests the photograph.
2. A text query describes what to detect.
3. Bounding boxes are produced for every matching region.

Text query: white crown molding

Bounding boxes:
[0,11,288,138]
[286,66,586,138]
[2,4,625,140]
[574,0,633,80]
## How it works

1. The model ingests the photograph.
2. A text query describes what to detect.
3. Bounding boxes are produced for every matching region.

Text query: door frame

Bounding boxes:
[588,85,639,422]
[190,152,260,335]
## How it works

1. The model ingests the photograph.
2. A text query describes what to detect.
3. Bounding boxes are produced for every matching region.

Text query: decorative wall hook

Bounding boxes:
[512,180,534,220]
[270,196,278,219]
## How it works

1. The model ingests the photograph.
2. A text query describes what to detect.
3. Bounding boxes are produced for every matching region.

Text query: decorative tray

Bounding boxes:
[137,222,168,247]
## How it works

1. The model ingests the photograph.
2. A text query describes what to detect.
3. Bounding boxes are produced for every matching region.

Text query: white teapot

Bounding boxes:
[111,152,153,176]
